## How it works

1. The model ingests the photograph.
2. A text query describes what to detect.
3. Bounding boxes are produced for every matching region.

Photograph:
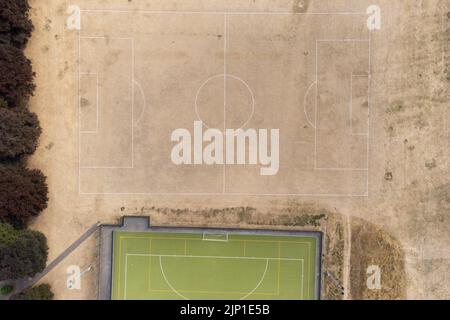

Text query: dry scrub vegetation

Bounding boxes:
[350,218,407,300]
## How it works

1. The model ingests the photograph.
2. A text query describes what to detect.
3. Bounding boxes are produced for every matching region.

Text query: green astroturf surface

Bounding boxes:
[111,231,318,300]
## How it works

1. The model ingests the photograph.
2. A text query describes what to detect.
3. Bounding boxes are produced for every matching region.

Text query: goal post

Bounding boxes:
[202,232,229,242]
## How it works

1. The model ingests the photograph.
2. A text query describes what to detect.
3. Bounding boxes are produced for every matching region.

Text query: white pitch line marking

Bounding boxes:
[223,13,228,194]
[366,31,373,196]
[133,79,148,127]
[128,253,304,262]
[80,9,368,16]
[123,255,129,300]
[80,192,370,197]
[240,260,269,300]
[159,256,189,300]
[303,81,317,128]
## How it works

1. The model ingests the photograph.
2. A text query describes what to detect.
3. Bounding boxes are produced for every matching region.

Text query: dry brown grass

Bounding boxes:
[350,218,407,300]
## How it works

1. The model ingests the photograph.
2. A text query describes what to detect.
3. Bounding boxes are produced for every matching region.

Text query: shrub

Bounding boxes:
[0,284,13,295]
[0,44,35,108]
[286,214,327,227]
[0,222,19,246]
[0,106,42,160]
[0,284,13,296]
[0,165,48,228]
[11,284,54,300]
[0,97,7,108]
[0,229,48,281]
[0,0,34,49]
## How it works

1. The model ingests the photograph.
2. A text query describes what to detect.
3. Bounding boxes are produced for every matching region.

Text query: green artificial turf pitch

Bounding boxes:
[111,231,318,300]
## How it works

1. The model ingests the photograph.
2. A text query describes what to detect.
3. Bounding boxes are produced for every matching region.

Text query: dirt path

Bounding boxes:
[342,214,352,300]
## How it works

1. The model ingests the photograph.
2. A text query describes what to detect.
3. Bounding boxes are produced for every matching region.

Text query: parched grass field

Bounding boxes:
[112,231,319,300]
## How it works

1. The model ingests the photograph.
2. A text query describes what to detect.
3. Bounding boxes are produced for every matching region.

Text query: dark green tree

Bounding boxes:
[0,106,42,160]
[0,229,48,281]
[0,165,48,228]
[11,284,54,300]
[0,44,35,108]
[0,0,34,49]
[0,97,7,108]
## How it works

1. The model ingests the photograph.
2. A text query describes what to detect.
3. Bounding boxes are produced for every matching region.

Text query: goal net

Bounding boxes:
[202,232,229,242]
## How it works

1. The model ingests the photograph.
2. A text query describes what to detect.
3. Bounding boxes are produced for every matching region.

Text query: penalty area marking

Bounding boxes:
[158,256,270,300]
[78,35,135,170]
[313,38,371,174]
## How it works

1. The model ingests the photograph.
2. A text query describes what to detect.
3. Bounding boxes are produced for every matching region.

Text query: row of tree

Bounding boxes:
[0,0,53,300]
